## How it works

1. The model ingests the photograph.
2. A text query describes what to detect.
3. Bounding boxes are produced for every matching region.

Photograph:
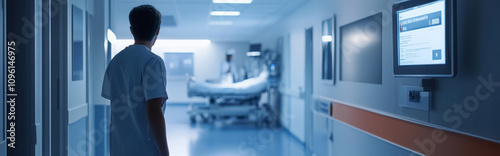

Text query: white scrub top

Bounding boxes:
[220,61,237,83]
[101,44,168,156]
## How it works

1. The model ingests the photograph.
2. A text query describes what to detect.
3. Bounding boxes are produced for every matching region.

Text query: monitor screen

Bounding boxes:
[397,0,445,66]
[249,43,261,52]
[340,13,383,84]
[393,0,456,77]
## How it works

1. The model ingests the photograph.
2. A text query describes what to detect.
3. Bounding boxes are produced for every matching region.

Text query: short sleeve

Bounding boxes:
[101,68,111,100]
[143,56,168,101]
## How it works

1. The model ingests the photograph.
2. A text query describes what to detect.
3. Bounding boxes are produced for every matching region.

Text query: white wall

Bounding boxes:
[88,1,108,155]
[90,0,108,106]
[112,40,250,103]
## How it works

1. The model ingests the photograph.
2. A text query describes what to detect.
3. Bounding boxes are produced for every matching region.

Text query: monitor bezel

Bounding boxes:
[393,0,456,77]
[249,43,262,52]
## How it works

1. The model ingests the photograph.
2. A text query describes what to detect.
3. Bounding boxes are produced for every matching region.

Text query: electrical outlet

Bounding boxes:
[409,90,420,103]
[401,86,431,111]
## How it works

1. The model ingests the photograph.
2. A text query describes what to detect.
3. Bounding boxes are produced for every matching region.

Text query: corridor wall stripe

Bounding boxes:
[333,102,500,156]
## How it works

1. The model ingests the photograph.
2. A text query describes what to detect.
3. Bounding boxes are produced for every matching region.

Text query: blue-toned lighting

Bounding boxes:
[213,0,253,4]
[322,35,332,42]
[107,29,117,43]
[246,51,261,57]
[156,39,211,47]
[209,21,234,25]
[210,11,241,16]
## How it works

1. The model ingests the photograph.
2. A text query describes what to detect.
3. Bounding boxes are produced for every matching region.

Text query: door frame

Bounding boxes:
[49,0,69,155]
[304,27,314,150]
[41,0,51,155]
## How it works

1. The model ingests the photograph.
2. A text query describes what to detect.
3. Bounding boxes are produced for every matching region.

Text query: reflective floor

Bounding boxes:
[164,104,313,156]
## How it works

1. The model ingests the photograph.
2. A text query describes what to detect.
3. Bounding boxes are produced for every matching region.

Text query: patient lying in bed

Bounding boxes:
[188,70,269,97]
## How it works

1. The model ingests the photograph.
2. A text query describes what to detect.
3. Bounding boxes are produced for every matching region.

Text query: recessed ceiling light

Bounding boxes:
[210,11,241,16]
[213,0,253,4]
[209,21,234,25]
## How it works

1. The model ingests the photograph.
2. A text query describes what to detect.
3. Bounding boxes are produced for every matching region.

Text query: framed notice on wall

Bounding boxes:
[72,5,84,81]
[321,15,337,85]
[164,52,194,80]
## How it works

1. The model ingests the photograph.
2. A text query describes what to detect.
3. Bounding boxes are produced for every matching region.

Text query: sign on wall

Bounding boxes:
[164,52,194,80]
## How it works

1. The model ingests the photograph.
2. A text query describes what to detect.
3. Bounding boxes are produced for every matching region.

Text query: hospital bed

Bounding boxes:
[187,71,270,125]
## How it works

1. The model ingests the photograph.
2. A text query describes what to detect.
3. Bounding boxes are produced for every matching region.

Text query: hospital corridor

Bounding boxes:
[2,0,500,156]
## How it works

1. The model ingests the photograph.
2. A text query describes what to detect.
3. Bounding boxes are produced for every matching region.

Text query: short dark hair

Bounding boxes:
[129,5,162,41]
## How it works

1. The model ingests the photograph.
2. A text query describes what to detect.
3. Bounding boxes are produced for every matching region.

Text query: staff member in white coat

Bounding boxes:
[220,49,238,84]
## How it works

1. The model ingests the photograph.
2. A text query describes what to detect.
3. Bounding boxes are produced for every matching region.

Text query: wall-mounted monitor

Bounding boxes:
[247,43,262,57]
[393,0,456,77]
[249,43,262,52]
[340,13,383,84]
[321,17,335,84]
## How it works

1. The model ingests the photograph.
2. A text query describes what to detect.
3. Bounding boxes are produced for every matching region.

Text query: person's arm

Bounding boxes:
[231,64,238,81]
[147,97,169,156]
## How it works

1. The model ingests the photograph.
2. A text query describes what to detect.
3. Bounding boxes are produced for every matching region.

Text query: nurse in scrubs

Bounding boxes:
[220,49,238,84]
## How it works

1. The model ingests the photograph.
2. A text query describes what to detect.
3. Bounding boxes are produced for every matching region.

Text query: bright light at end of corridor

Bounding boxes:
[210,11,241,16]
[213,0,253,4]
[107,29,117,43]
